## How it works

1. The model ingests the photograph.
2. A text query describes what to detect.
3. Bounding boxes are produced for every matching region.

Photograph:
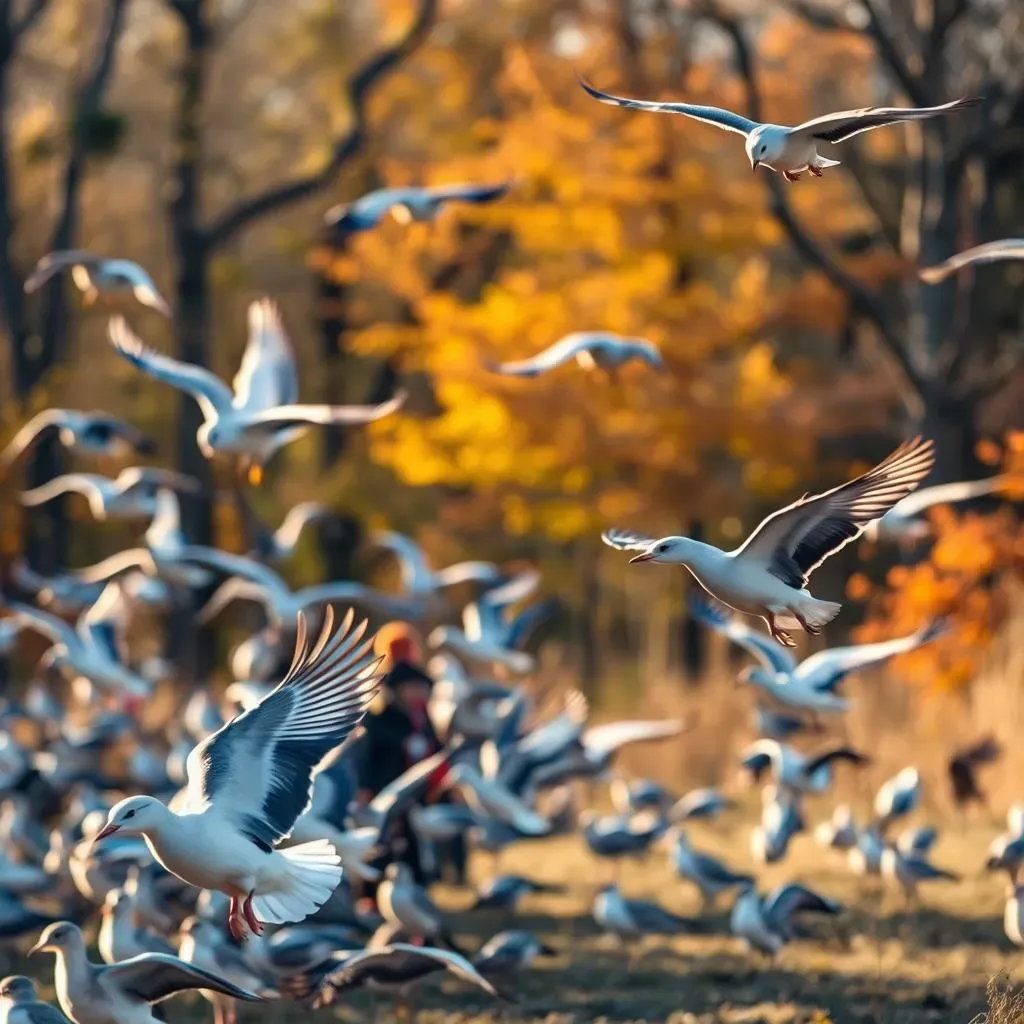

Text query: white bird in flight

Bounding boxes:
[920,239,1024,283]
[109,302,405,485]
[325,182,511,234]
[578,77,979,182]
[183,545,418,627]
[1,410,154,469]
[19,466,200,522]
[90,607,382,940]
[863,474,1009,546]
[603,437,935,646]
[485,331,663,379]
[25,251,170,315]
[691,593,944,713]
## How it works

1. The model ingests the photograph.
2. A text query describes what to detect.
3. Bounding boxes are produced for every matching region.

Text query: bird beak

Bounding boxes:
[628,551,656,564]
[751,159,760,173]
[92,823,120,845]
[28,940,47,957]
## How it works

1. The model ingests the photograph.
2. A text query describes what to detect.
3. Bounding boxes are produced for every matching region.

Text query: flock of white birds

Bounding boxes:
[0,71,1023,1024]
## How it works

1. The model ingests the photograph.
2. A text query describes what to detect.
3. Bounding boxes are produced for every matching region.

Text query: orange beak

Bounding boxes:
[629,551,656,563]
[92,823,120,844]
[752,160,760,173]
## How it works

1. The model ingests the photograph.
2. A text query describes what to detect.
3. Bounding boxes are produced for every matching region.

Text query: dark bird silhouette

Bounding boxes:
[948,736,1001,810]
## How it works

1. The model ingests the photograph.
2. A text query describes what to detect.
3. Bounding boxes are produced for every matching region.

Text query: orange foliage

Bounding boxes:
[854,434,1024,691]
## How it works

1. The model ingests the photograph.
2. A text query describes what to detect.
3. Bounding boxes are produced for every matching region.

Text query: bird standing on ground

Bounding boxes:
[603,437,935,646]
[0,975,70,1024]
[25,252,170,315]
[29,922,260,1024]
[578,77,979,182]
[730,882,840,956]
[485,332,663,379]
[89,608,382,940]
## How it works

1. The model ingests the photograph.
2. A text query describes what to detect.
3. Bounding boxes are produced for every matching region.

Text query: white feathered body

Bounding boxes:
[140,811,341,925]
[673,541,839,632]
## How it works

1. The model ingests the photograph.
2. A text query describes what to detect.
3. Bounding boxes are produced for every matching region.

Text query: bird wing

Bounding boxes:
[233,298,299,411]
[372,530,433,592]
[505,597,559,651]
[479,569,541,611]
[105,954,262,1003]
[145,489,183,550]
[952,735,1002,767]
[184,608,381,847]
[601,527,659,552]
[920,239,1024,283]
[117,467,201,497]
[19,474,108,508]
[516,690,588,762]
[762,883,839,929]
[0,410,70,466]
[385,946,501,995]
[21,1000,72,1024]
[108,317,234,419]
[794,97,980,143]
[426,182,512,206]
[292,583,417,621]
[242,391,407,430]
[4,602,80,649]
[433,560,502,590]
[274,502,328,552]
[688,592,796,674]
[802,746,870,776]
[324,188,416,231]
[178,545,286,596]
[195,578,272,625]
[367,750,451,834]
[70,550,157,585]
[582,718,688,758]
[577,76,757,136]
[733,437,935,588]
[24,250,102,292]
[485,333,606,377]
[884,475,1007,520]
[795,619,944,688]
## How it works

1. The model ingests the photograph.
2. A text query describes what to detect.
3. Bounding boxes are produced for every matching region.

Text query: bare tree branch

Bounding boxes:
[697,0,926,405]
[11,0,52,41]
[36,0,131,365]
[206,0,437,248]
[859,0,930,107]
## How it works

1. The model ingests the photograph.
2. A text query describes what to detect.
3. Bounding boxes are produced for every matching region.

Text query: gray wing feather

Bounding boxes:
[578,77,757,135]
[105,954,263,1003]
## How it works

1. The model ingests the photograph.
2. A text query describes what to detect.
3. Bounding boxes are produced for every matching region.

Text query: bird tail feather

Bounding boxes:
[253,839,342,925]
[813,156,842,169]
[800,600,841,630]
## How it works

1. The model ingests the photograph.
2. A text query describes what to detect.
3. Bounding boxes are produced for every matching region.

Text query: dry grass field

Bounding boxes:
[8,815,1022,1024]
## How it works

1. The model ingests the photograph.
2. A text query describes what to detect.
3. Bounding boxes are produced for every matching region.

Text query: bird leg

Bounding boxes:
[808,165,823,178]
[782,170,802,182]
[213,997,226,1024]
[241,891,264,935]
[227,897,247,942]
[226,1000,237,1024]
[767,617,797,648]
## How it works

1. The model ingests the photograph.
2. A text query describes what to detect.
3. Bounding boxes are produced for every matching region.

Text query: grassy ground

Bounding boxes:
[10,813,1018,1024]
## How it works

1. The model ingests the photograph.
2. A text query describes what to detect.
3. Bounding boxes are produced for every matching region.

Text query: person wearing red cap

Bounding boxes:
[352,623,455,895]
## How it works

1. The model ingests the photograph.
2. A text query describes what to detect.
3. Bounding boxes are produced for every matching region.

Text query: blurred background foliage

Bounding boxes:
[1,0,1023,707]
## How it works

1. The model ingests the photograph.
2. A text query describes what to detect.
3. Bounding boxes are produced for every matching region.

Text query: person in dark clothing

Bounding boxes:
[353,624,463,898]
